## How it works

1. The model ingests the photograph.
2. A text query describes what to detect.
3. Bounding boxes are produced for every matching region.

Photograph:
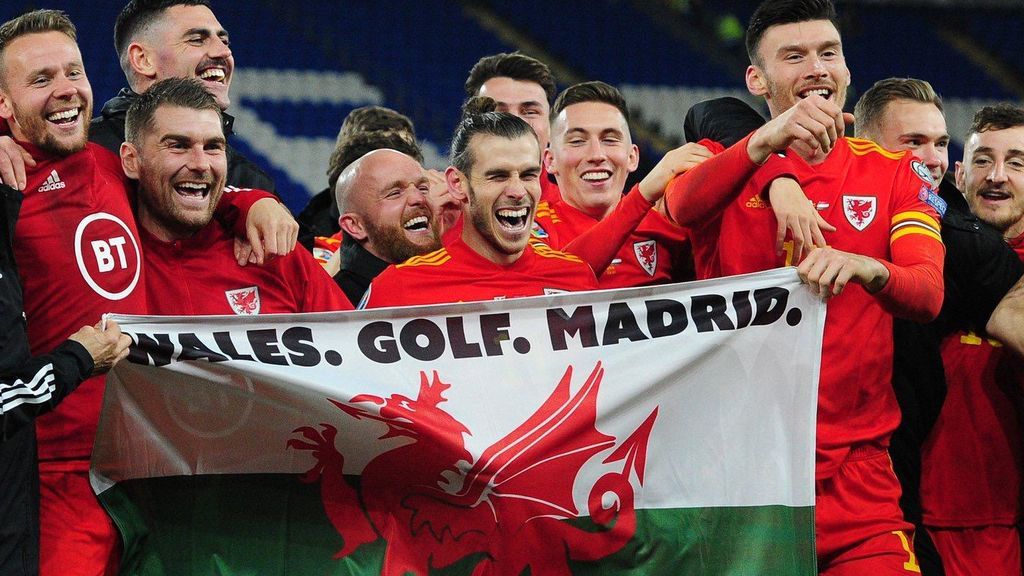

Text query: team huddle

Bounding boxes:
[0,0,1022,575]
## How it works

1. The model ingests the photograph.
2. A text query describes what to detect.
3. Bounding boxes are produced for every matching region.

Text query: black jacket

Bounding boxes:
[90,88,276,193]
[0,184,94,576]
[334,238,389,307]
[297,186,339,251]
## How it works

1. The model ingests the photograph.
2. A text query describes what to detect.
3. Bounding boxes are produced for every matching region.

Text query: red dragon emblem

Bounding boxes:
[288,362,657,575]
[842,195,876,231]
[633,240,657,277]
[225,286,260,315]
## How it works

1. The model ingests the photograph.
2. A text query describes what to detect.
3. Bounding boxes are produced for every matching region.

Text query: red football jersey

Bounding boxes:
[142,222,352,315]
[533,185,690,288]
[920,239,1024,527]
[14,143,148,461]
[540,164,561,204]
[15,142,277,462]
[680,137,945,478]
[362,236,598,308]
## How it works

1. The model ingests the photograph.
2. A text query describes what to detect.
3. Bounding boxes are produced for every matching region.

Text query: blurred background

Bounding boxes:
[4,0,1023,213]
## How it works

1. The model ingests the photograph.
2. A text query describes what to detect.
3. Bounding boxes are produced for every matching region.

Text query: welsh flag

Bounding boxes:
[92,268,823,575]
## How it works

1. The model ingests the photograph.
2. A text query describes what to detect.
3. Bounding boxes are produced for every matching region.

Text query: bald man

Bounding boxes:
[333,149,442,305]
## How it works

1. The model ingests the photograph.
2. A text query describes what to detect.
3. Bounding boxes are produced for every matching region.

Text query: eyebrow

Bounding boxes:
[381,176,428,191]
[972,146,1024,157]
[776,39,841,55]
[182,27,229,39]
[565,127,624,138]
[161,134,226,146]
[900,131,950,141]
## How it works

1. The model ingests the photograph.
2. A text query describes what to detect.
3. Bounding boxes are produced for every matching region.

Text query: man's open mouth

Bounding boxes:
[403,215,431,232]
[198,67,227,83]
[496,206,530,232]
[581,170,612,184]
[46,107,81,126]
[798,88,833,99]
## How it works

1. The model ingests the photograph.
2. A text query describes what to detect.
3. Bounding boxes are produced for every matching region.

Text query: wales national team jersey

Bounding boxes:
[680,137,945,478]
[361,236,598,308]
[532,184,691,289]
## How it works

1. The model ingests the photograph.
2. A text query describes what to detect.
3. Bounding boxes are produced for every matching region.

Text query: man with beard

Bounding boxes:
[661,0,945,572]
[0,10,288,574]
[93,0,274,193]
[918,104,1024,575]
[331,148,442,305]
[361,100,597,308]
[0,11,150,574]
[123,78,351,314]
[298,105,422,252]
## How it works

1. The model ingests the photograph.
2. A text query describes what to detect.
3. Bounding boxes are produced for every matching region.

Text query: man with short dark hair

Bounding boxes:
[122,78,351,315]
[536,81,710,287]
[465,52,561,202]
[663,1,945,572]
[90,0,275,193]
[465,52,556,152]
[918,104,1024,576]
[0,11,290,573]
[362,101,597,308]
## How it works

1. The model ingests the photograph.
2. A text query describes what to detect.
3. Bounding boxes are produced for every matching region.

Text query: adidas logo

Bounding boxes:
[745,194,768,209]
[37,170,66,192]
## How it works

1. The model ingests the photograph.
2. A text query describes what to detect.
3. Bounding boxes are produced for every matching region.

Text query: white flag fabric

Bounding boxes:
[92,268,823,575]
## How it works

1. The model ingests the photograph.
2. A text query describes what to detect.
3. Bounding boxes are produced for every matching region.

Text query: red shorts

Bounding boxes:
[816,447,921,575]
[38,464,120,576]
[927,525,1021,576]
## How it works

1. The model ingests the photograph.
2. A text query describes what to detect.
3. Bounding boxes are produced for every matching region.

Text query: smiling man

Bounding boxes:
[122,78,351,315]
[332,148,442,305]
[535,81,709,288]
[90,0,274,192]
[915,104,1024,576]
[0,10,150,575]
[661,1,946,572]
[958,105,1024,244]
[465,52,561,202]
[362,100,597,308]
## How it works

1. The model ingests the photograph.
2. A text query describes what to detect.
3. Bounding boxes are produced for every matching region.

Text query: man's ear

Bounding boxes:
[0,90,13,122]
[127,42,157,81]
[339,213,367,241]
[120,142,140,180]
[627,143,640,173]
[543,147,557,176]
[746,65,768,98]
[954,160,965,192]
[445,166,469,203]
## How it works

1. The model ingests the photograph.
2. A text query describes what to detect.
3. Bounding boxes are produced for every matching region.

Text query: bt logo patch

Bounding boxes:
[74,213,141,300]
